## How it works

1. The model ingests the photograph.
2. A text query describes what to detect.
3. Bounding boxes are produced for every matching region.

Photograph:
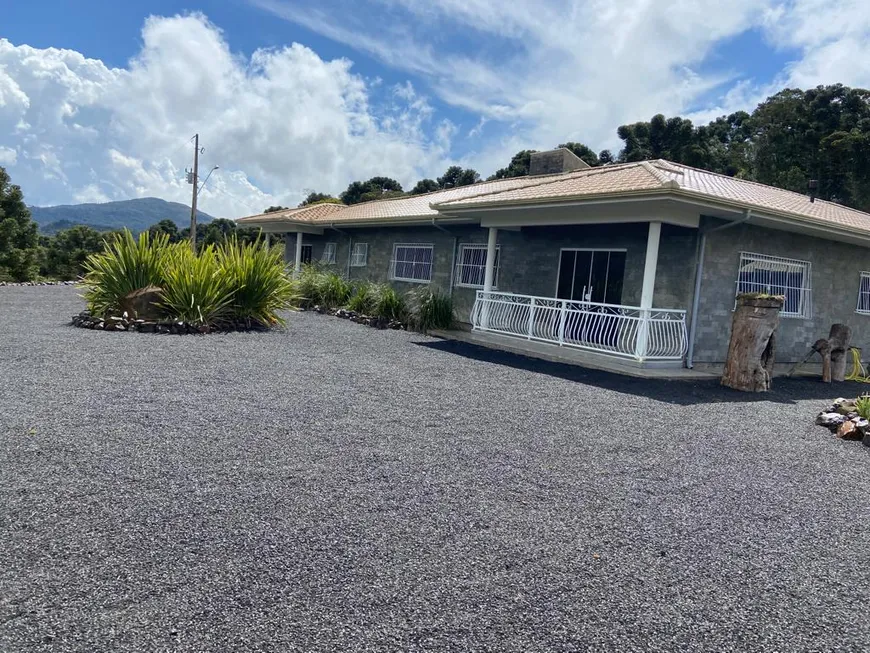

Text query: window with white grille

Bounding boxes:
[350,243,368,267]
[735,252,811,318]
[390,244,433,282]
[857,272,870,315]
[455,244,500,288]
[322,242,337,264]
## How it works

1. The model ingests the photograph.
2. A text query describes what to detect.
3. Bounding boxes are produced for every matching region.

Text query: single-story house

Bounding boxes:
[237,149,870,369]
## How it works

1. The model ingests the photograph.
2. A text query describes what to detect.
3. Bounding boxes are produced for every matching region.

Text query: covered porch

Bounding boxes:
[459,202,699,368]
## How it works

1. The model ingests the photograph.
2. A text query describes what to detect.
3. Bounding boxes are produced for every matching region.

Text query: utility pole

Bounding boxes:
[188,133,200,253]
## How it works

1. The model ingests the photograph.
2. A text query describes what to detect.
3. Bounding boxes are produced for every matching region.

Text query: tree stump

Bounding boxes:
[828,323,852,382]
[721,294,784,392]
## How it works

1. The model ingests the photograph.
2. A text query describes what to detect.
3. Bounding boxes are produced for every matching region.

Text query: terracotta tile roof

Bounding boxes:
[436,160,870,235]
[234,160,870,237]
[236,202,346,224]
[654,162,870,232]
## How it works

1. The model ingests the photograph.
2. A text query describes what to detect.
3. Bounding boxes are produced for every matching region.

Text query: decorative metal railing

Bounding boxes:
[470,291,688,361]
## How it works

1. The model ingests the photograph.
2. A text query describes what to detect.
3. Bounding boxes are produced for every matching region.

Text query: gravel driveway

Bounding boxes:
[2,286,869,652]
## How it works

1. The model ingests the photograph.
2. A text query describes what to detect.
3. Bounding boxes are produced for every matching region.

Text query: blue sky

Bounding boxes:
[1,0,868,216]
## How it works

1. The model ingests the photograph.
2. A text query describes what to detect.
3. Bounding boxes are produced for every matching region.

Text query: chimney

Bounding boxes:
[808,179,818,203]
[529,148,590,176]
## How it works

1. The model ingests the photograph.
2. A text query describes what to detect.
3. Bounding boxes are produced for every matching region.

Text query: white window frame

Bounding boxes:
[735,252,812,319]
[856,272,870,315]
[455,244,500,289]
[390,244,433,283]
[322,242,337,264]
[350,243,368,267]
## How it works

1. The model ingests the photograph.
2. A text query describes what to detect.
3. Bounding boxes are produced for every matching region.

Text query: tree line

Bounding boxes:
[0,168,275,282]
[3,83,870,282]
[293,84,870,213]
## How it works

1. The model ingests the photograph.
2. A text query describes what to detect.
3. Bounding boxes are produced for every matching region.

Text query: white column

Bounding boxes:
[636,221,662,359]
[294,231,304,275]
[480,227,498,330]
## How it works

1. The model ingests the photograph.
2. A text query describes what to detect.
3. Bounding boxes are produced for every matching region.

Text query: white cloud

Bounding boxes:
[0,13,455,217]
[254,0,870,167]
[0,146,17,166]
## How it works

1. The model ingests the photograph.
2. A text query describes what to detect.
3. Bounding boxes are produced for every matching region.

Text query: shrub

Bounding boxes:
[82,229,169,317]
[856,395,870,420]
[406,287,454,332]
[317,271,352,309]
[218,237,297,326]
[372,284,406,322]
[158,244,234,326]
[295,264,326,307]
[347,281,376,314]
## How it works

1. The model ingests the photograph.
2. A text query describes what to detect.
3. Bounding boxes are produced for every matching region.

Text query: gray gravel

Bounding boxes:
[1,286,869,652]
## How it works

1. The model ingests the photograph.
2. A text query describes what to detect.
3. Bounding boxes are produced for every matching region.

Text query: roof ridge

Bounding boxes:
[431,162,644,207]
[640,160,681,189]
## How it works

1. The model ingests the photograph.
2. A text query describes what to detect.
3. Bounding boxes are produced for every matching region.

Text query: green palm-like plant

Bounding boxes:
[160,244,235,326]
[81,229,169,317]
[217,237,297,326]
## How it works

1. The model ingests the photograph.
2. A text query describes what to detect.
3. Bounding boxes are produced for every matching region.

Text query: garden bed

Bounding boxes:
[70,310,269,334]
[815,396,870,447]
[308,305,406,330]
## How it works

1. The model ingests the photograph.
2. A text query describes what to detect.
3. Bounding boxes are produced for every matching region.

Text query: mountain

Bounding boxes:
[29,198,215,233]
[38,219,118,235]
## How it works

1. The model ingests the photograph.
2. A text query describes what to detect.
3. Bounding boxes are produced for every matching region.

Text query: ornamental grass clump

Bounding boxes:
[406,287,453,332]
[82,230,168,317]
[372,284,406,322]
[218,237,297,326]
[317,271,352,309]
[346,281,377,314]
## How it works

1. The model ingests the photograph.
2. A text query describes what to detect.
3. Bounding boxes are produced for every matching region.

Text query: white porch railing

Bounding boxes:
[470,291,688,361]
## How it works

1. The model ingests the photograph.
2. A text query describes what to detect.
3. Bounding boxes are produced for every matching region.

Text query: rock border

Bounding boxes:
[71,311,270,335]
[1,280,77,287]
[815,397,870,447]
[308,306,406,331]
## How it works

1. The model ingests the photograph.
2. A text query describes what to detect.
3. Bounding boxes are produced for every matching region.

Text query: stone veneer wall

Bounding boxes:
[692,217,870,363]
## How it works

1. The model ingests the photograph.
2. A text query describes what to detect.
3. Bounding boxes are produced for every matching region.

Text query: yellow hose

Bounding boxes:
[845,347,870,382]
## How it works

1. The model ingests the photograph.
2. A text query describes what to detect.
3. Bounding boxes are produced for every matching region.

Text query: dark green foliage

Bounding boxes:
[159,244,234,325]
[557,142,600,166]
[298,192,340,207]
[410,179,440,195]
[436,166,480,189]
[40,225,109,280]
[406,287,453,332]
[264,205,288,213]
[341,177,404,205]
[317,272,352,309]
[148,219,180,243]
[0,166,39,281]
[489,150,537,180]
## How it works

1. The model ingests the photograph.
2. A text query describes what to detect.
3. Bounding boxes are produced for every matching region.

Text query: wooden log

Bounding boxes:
[828,323,852,382]
[816,339,832,383]
[721,294,784,392]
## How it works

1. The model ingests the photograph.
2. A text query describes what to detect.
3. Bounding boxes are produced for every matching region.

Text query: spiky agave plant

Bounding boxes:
[217,237,297,326]
[81,229,169,317]
[160,243,235,326]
